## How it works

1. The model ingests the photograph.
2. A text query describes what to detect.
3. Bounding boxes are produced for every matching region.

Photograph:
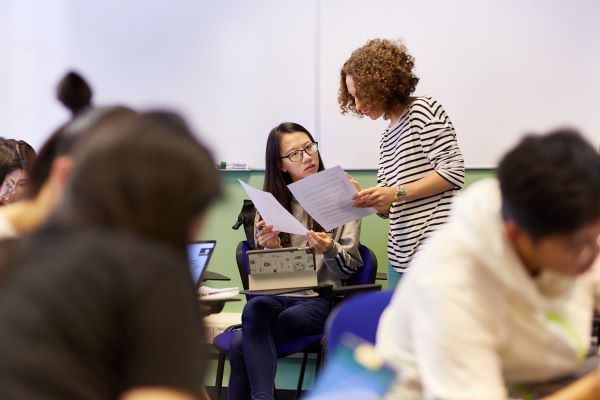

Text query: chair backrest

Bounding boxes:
[235,240,252,290]
[347,244,378,285]
[325,290,393,354]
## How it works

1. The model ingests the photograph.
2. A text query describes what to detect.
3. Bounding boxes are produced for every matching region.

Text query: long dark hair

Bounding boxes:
[263,122,325,246]
[56,111,221,250]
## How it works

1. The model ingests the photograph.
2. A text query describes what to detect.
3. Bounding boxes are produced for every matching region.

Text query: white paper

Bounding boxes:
[287,166,376,231]
[239,180,309,235]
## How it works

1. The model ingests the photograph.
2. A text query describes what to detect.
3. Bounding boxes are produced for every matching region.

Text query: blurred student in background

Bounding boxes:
[0,110,220,400]
[377,129,600,399]
[0,138,23,209]
[4,139,36,204]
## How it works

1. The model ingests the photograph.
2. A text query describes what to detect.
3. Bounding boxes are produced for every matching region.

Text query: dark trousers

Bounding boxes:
[228,295,330,400]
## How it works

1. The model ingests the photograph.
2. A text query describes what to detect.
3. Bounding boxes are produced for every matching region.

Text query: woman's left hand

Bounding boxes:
[306,231,335,254]
[352,186,396,215]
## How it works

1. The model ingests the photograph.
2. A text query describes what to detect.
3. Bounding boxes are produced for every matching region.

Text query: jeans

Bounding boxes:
[228,295,330,400]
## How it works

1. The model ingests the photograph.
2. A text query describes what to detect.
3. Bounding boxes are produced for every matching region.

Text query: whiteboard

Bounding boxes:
[0,0,598,169]
[319,0,600,168]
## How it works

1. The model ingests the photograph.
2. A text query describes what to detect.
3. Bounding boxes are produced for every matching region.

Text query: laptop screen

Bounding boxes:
[187,240,216,286]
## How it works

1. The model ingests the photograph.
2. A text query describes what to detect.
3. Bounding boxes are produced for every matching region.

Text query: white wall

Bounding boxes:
[0,0,598,168]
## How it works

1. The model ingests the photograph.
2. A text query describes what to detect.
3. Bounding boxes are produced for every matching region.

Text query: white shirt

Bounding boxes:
[376,179,600,399]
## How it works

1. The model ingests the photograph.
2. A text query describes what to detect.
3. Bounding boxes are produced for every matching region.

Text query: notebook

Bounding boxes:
[187,240,217,288]
[246,247,318,292]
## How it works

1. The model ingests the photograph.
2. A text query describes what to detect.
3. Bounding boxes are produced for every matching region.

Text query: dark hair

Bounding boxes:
[498,128,600,239]
[57,111,221,250]
[56,71,93,116]
[0,138,24,185]
[12,140,36,168]
[339,38,419,117]
[263,122,325,246]
[25,106,135,199]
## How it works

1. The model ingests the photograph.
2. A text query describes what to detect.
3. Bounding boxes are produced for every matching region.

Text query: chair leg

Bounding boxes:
[296,351,309,399]
[315,348,323,377]
[215,351,226,400]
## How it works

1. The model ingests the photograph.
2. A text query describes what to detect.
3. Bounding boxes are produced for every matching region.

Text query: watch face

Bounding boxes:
[396,186,407,198]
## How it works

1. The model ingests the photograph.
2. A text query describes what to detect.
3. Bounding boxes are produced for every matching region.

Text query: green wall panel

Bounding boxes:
[198,169,494,312]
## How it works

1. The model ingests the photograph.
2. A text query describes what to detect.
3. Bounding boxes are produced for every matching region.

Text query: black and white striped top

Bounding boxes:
[378,97,464,271]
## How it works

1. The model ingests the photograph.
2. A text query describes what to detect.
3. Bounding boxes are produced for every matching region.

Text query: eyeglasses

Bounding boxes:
[0,180,17,199]
[280,142,319,163]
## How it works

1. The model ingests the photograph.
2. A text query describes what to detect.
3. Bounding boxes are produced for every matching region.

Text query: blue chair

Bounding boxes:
[212,240,379,399]
[324,290,394,355]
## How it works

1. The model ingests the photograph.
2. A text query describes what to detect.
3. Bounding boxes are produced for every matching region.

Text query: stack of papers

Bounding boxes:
[239,166,376,234]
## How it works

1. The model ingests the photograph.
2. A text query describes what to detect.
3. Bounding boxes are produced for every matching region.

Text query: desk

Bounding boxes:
[199,297,240,316]
[203,271,231,281]
[240,283,333,297]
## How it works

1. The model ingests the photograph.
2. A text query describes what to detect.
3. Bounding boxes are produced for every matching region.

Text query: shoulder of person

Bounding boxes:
[408,96,447,119]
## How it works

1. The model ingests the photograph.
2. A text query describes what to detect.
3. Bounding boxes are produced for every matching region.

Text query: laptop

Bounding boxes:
[187,240,217,288]
[246,247,318,293]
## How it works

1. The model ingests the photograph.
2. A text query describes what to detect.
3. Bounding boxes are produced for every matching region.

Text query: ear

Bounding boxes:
[503,220,523,244]
[48,156,74,188]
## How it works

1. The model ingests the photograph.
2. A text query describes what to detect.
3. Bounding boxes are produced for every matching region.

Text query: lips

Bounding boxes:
[304,164,316,172]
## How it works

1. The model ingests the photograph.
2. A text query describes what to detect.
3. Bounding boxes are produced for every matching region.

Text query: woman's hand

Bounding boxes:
[346,173,362,192]
[256,220,281,248]
[352,186,396,215]
[306,231,334,254]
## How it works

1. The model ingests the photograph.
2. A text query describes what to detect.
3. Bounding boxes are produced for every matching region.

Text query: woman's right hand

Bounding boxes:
[256,220,281,248]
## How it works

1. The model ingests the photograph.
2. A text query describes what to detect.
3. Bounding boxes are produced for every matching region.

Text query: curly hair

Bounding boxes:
[339,39,419,116]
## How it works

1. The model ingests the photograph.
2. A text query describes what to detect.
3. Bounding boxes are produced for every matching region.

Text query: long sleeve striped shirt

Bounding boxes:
[378,97,464,271]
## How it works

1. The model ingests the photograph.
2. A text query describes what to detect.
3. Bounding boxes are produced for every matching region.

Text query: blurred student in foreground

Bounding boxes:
[376,129,600,399]
[0,110,220,400]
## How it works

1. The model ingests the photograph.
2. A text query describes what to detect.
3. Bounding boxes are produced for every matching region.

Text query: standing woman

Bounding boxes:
[228,122,363,400]
[339,38,465,288]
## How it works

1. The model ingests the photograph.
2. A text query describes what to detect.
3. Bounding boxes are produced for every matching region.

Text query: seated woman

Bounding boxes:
[0,110,220,400]
[228,122,363,400]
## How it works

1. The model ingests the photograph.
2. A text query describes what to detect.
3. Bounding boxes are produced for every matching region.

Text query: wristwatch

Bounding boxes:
[395,184,408,201]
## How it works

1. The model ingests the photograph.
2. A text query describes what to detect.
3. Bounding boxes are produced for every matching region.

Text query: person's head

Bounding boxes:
[57,111,221,250]
[0,138,24,204]
[5,140,36,204]
[25,106,135,202]
[263,122,324,245]
[498,128,600,276]
[264,122,324,203]
[56,71,93,116]
[339,38,419,120]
